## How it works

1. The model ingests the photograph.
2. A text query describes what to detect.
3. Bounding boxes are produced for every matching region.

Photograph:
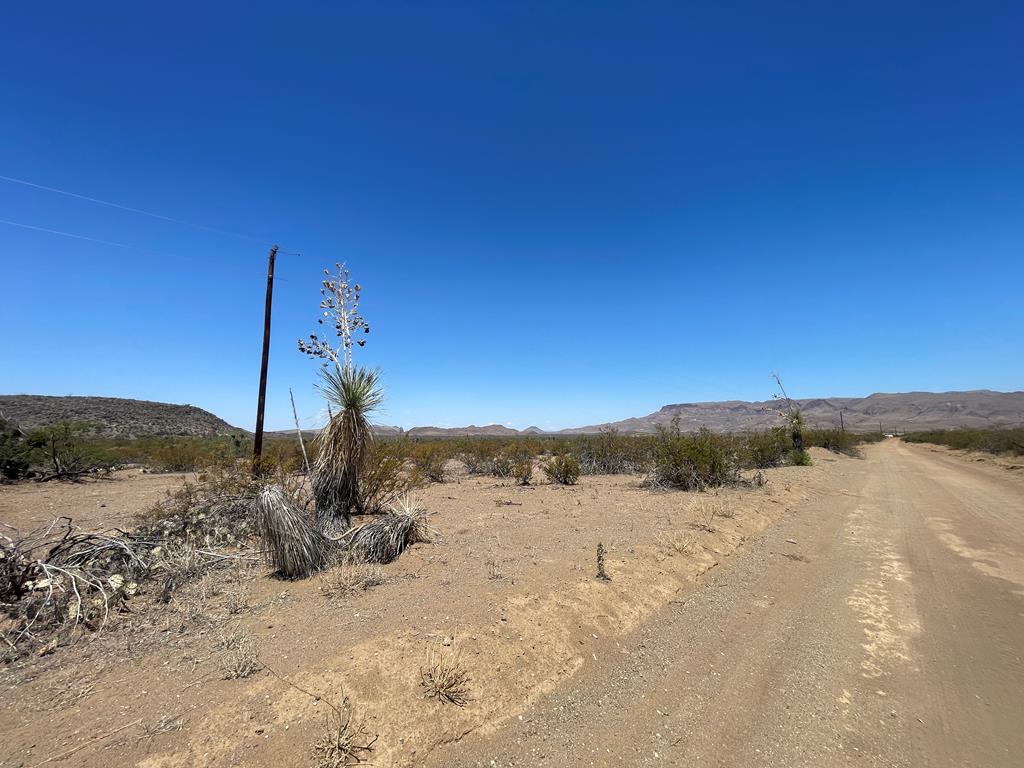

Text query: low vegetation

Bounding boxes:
[902,427,1024,456]
[421,644,471,706]
[543,453,580,485]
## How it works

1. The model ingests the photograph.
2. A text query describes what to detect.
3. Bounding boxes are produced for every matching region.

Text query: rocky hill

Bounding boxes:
[559,390,1024,434]
[0,395,242,438]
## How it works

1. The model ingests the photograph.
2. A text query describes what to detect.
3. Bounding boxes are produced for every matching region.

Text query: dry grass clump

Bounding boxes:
[657,530,696,556]
[688,499,720,533]
[255,485,330,579]
[217,624,261,679]
[421,644,471,706]
[312,693,377,767]
[319,562,387,599]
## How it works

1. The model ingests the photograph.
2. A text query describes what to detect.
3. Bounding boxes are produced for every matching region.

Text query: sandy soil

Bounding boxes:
[2,442,1022,767]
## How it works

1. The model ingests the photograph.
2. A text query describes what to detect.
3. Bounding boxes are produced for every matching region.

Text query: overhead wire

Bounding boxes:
[0,173,270,243]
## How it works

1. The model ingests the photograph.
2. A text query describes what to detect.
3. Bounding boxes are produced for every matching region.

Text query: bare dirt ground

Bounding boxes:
[1,441,1022,767]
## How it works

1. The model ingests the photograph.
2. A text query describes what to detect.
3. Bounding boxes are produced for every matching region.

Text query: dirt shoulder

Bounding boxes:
[1,453,830,767]
[421,440,1024,767]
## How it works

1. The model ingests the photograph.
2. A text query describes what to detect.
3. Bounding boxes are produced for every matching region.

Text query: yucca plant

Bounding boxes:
[299,263,384,532]
[312,366,384,531]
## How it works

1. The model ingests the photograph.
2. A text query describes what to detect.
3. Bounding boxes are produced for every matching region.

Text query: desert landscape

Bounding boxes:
[4,5,1023,766]
[2,431,1023,767]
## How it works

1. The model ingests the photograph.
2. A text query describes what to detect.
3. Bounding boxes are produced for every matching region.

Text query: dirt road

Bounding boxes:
[425,441,1024,767]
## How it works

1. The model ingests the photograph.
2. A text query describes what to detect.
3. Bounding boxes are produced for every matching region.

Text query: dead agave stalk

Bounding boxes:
[255,485,330,579]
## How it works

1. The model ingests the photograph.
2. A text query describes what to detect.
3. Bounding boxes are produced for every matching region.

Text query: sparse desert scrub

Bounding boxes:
[543,453,580,485]
[803,428,883,456]
[136,461,263,546]
[408,441,451,483]
[741,428,790,468]
[421,644,471,706]
[570,429,654,475]
[902,427,1024,456]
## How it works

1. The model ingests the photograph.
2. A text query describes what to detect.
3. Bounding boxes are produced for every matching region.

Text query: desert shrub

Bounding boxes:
[458,440,503,475]
[361,441,418,514]
[543,454,580,485]
[741,428,790,468]
[24,421,115,478]
[645,423,739,490]
[902,428,1024,456]
[489,450,515,478]
[0,415,31,481]
[571,429,653,475]
[409,442,451,483]
[789,448,812,466]
[513,457,533,485]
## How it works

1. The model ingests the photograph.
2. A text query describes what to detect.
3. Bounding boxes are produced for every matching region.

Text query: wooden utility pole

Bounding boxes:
[253,245,278,472]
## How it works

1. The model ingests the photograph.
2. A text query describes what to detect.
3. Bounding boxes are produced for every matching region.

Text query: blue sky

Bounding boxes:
[1,2,1022,431]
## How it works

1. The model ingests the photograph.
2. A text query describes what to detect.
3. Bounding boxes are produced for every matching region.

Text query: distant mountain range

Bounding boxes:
[556,390,1024,434]
[3,390,1022,439]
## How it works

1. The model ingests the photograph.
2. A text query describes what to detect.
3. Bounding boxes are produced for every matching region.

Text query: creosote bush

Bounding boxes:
[513,457,533,486]
[543,454,580,485]
[645,422,739,491]
[409,442,450,483]
[789,448,812,466]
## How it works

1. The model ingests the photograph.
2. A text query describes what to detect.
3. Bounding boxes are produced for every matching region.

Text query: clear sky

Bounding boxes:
[1,2,1021,432]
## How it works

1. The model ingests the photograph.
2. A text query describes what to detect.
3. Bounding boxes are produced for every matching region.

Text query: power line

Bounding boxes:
[0,217,175,256]
[0,172,269,243]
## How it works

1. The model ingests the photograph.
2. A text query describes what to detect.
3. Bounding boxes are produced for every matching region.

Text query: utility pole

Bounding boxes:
[840,411,845,432]
[253,245,278,472]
